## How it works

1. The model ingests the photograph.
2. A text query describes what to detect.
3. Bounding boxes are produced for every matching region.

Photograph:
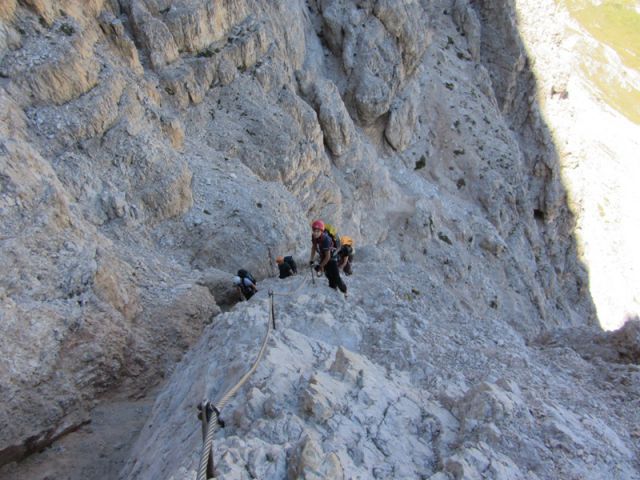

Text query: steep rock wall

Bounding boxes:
[0,0,620,473]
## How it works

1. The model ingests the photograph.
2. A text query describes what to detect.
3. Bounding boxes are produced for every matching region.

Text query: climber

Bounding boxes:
[233,269,258,301]
[276,255,297,279]
[309,220,347,297]
[337,235,354,275]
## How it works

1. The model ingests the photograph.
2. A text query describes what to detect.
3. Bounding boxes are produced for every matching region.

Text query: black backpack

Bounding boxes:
[237,269,257,286]
[283,256,297,274]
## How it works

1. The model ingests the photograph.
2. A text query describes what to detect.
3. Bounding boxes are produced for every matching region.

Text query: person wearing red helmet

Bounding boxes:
[309,220,347,297]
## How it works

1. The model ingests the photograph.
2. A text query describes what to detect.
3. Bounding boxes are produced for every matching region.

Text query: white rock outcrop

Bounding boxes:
[122,265,640,479]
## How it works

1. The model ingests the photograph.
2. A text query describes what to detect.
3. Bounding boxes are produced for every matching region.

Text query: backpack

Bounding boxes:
[324,223,340,249]
[283,256,297,274]
[237,269,257,286]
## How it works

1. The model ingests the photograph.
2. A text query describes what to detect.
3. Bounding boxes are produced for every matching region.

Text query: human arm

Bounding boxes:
[309,241,316,265]
[318,249,331,272]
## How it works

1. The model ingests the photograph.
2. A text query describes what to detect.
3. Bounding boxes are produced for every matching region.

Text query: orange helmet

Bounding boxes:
[276,256,284,264]
[341,235,353,247]
[311,220,324,231]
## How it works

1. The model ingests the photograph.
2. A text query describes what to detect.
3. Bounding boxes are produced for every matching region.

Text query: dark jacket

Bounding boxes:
[312,231,336,258]
[278,262,294,279]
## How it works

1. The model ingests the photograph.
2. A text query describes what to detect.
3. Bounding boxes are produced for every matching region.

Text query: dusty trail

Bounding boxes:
[0,389,157,480]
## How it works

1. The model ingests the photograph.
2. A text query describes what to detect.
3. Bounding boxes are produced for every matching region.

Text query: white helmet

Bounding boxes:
[233,276,241,285]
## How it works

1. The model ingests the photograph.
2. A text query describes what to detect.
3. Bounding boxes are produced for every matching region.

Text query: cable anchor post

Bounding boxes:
[197,401,215,479]
[269,289,276,330]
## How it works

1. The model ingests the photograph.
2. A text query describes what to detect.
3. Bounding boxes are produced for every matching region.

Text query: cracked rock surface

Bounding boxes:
[0,0,638,478]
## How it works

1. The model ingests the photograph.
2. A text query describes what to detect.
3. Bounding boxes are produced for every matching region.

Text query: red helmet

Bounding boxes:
[311,220,324,231]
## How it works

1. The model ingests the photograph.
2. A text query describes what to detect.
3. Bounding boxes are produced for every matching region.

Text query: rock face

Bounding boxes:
[511,0,640,331]
[121,272,640,479]
[0,0,638,478]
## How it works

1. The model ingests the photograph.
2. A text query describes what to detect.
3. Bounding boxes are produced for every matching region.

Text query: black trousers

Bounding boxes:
[324,259,347,293]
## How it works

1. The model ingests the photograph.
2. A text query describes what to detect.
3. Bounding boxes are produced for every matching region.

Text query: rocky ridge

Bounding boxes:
[123,267,640,479]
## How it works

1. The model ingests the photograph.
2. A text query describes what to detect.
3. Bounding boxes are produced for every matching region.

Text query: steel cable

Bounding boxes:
[197,277,300,479]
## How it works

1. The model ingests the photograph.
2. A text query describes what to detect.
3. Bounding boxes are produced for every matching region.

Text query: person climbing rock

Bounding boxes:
[337,235,354,275]
[309,220,347,297]
[276,255,297,279]
[233,269,258,301]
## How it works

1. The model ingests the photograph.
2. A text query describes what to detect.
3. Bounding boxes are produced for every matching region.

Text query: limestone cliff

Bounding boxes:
[0,0,638,478]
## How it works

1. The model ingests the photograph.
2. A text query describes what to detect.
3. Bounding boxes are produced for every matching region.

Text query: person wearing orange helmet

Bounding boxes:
[309,220,347,296]
[337,235,354,275]
[276,255,297,279]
